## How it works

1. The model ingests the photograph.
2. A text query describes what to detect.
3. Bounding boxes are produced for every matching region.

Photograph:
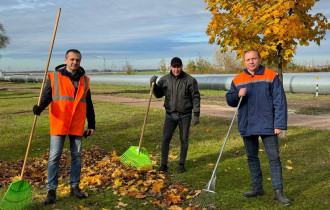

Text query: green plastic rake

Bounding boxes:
[0,8,61,210]
[120,82,155,169]
[0,181,31,210]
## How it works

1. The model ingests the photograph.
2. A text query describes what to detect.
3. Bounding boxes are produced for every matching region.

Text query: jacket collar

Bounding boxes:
[55,64,85,81]
[243,65,265,75]
[170,70,185,79]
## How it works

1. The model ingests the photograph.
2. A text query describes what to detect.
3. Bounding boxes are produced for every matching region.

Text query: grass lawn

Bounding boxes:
[0,82,329,209]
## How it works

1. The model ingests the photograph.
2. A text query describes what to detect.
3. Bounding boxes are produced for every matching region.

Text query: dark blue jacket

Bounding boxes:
[226,65,287,137]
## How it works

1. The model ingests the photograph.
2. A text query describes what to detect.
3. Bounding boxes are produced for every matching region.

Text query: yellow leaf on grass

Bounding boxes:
[115,202,127,208]
[114,179,122,186]
[169,205,183,210]
[111,155,119,162]
[285,166,293,170]
[58,185,70,195]
[112,168,122,177]
[287,160,293,164]
[74,205,88,210]
[149,199,161,205]
[10,176,20,182]
[157,173,166,180]
[150,181,163,194]
[169,154,178,159]
[165,192,181,205]
[97,161,108,168]
[208,163,214,166]
[205,128,211,132]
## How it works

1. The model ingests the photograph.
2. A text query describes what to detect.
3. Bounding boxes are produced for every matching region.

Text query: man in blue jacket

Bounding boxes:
[226,50,291,206]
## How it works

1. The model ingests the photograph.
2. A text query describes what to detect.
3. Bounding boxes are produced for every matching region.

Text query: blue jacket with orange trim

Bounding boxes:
[226,65,287,137]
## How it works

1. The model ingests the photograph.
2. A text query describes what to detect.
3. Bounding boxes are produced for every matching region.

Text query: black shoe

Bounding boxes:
[274,190,291,206]
[70,186,87,199]
[243,186,265,198]
[44,189,56,205]
[177,164,185,173]
[157,164,168,172]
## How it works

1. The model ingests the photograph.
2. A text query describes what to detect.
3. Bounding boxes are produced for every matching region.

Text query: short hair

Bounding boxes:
[65,49,82,58]
[244,50,261,59]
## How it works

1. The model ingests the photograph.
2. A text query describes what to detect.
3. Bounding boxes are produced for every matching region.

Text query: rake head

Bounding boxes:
[191,190,217,209]
[0,180,31,210]
[191,175,218,209]
[119,146,152,169]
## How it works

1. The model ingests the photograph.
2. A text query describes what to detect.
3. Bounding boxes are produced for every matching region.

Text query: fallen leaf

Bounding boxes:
[287,160,293,164]
[169,205,183,210]
[115,201,127,208]
[150,181,163,194]
[169,154,178,159]
[114,179,122,186]
[285,166,293,170]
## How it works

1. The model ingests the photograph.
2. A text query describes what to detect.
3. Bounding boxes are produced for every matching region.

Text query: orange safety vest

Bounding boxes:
[48,72,90,136]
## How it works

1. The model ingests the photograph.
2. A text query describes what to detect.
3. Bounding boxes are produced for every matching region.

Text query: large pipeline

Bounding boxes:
[0,72,329,94]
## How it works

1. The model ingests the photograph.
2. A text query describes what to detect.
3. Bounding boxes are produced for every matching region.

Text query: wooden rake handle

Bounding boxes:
[20,8,61,180]
[137,82,155,154]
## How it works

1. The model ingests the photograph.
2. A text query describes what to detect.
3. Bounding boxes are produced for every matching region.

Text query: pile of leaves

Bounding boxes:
[0,146,201,209]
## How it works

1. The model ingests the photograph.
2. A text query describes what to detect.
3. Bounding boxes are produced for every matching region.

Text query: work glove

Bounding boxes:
[192,115,200,125]
[33,105,42,116]
[150,75,158,86]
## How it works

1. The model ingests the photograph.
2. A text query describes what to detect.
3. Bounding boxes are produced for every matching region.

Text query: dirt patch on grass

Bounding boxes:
[1,85,330,130]
[93,94,330,130]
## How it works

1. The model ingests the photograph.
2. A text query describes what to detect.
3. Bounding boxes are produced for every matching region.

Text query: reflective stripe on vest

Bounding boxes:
[52,72,88,102]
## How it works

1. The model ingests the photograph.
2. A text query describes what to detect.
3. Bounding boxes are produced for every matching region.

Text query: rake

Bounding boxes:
[0,8,61,210]
[119,82,155,169]
[193,97,243,209]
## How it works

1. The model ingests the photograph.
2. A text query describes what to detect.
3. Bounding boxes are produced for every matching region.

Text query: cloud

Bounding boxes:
[0,0,329,71]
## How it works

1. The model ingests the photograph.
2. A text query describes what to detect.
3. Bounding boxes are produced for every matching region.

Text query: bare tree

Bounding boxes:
[0,23,10,50]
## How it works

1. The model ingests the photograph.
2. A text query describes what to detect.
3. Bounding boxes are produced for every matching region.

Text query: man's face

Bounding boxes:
[65,52,81,73]
[170,65,182,76]
[244,51,261,73]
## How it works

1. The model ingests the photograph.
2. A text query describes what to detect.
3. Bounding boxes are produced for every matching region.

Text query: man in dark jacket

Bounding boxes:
[226,50,290,206]
[150,57,200,173]
[33,49,95,205]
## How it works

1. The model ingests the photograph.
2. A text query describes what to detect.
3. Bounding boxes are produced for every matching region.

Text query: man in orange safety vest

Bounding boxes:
[33,49,95,205]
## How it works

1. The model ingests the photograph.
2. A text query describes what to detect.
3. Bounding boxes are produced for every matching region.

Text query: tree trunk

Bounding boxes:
[277,45,284,84]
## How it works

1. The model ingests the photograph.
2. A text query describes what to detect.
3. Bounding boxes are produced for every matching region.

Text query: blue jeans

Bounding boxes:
[243,135,283,190]
[161,114,191,166]
[46,135,83,191]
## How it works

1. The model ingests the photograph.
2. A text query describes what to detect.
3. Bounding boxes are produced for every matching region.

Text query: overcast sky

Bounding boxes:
[0,0,329,72]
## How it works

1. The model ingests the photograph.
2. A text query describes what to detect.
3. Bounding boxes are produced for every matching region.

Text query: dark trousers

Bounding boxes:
[243,135,283,190]
[161,114,191,166]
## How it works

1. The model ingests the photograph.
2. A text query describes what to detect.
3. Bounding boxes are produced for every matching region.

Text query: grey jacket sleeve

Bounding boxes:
[191,78,200,116]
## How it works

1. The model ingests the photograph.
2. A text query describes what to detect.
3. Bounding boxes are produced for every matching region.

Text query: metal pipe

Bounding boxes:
[1,72,330,94]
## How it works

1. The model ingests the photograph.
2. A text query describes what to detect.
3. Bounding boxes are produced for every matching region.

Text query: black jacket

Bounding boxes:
[153,71,200,116]
[39,64,95,130]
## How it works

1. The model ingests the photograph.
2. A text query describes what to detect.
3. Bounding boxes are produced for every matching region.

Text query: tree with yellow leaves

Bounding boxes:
[204,0,330,82]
